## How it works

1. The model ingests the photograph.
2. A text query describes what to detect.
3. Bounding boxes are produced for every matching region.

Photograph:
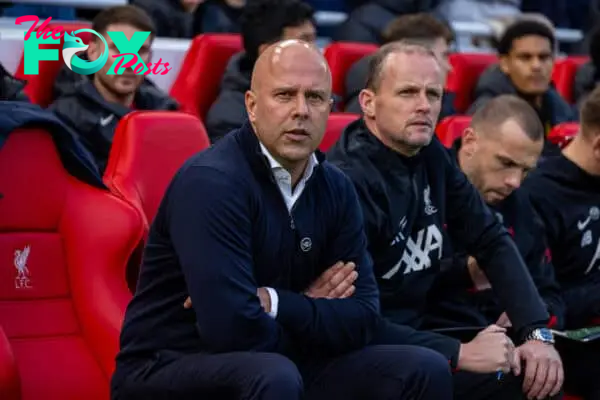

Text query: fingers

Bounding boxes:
[550,360,564,397]
[526,359,549,399]
[481,324,507,335]
[510,346,521,376]
[183,296,192,309]
[522,358,539,396]
[534,361,560,400]
[327,265,358,298]
[312,261,345,290]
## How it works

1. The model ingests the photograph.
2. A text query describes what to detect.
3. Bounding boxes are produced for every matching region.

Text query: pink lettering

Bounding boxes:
[161,63,173,75]
[16,15,68,41]
[112,53,139,73]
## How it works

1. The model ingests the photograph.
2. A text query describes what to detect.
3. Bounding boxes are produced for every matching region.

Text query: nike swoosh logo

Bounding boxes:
[100,115,114,126]
[578,216,591,231]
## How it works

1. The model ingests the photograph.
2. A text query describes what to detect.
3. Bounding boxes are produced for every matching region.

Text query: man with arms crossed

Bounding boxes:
[327,42,563,400]
[111,40,453,400]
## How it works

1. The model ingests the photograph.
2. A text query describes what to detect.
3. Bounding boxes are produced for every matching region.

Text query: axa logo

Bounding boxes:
[382,224,443,279]
[16,15,172,76]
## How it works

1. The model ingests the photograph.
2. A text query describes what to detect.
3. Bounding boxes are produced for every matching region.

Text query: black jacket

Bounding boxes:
[424,140,565,330]
[49,68,178,174]
[523,154,600,328]
[344,55,456,119]
[0,63,28,102]
[327,119,549,342]
[0,101,103,187]
[205,52,252,143]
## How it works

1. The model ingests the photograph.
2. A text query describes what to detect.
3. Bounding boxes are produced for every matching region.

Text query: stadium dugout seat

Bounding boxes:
[446,53,497,113]
[548,122,579,148]
[0,129,144,399]
[320,112,359,151]
[170,34,242,119]
[552,56,590,104]
[14,22,92,107]
[323,42,378,106]
[436,115,471,148]
[0,325,20,400]
[104,111,210,290]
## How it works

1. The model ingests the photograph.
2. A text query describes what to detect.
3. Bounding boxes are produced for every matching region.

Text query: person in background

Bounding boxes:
[344,13,455,119]
[50,5,178,175]
[112,39,453,400]
[205,0,316,143]
[131,0,245,38]
[574,25,600,108]
[0,63,28,102]
[424,96,566,393]
[468,18,576,155]
[327,41,564,400]
[523,86,600,400]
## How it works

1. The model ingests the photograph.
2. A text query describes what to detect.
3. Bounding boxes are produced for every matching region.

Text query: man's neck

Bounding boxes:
[563,136,600,176]
[92,77,135,107]
[364,118,420,157]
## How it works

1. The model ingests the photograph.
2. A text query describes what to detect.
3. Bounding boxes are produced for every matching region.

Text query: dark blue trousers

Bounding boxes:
[111,345,453,400]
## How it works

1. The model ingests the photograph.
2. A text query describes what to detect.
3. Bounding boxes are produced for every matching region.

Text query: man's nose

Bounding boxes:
[293,94,309,117]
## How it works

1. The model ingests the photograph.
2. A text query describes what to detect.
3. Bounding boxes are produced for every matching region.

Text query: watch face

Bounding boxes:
[540,329,553,341]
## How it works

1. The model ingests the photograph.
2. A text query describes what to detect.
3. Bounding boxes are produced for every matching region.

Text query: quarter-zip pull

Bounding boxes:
[290,215,296,230]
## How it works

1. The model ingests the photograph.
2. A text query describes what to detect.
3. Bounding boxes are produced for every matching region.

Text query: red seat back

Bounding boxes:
[552,56,590,104]
[104,111,211,228]
[0,129,144,399]
[15,22,92,107]
[320,113,359,151]
[436,115,472,147]
[446,53,498,113]
[170,34,242,119]
[323,42,378,101]
[548,122,579,148]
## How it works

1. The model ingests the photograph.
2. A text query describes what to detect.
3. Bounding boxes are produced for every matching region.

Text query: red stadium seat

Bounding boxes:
[436,115,472,148]
[15,22,92,107]
[0,129,144,399]
[548,122,579,148]
[323,42,378,103]
[320,113,359,151]
[170,34,242,119]
[446,53,498,113]
[0,325,20,400]
[552,56,590,104]
[104,111,210,228]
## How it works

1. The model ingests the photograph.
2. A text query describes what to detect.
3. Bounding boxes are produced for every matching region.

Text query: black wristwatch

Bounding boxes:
[525,328,555,344]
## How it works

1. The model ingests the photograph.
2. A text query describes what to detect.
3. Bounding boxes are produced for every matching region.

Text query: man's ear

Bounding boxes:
[87,39,101,61]
[245,90,257,123]
[359,88,376,118]
[461,127,478,156]
[499,55,511,75]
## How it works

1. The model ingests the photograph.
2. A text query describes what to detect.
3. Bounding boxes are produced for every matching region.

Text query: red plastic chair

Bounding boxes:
[548,122,579,148]
[446,53,498,113]
[552,56,590,104]
[436,115,472,148]
[320,113,359,151]
[14,22,92,107]
[170,34,242,119]
[0,129,144,399]
[323,42,378,103]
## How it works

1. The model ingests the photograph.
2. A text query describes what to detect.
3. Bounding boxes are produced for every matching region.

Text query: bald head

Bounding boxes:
[250,39,331,92]
[245,39,333,173]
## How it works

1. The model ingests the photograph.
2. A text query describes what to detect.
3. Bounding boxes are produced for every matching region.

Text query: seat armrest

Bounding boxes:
[0,324,21,400]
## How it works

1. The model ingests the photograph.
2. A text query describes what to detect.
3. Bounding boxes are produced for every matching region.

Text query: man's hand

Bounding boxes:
[517,340,563,399]
[457,324,519,374]
[304,261,358,299]
[467,256,491,291]
[183,287,272,312]
[496,312,512,328]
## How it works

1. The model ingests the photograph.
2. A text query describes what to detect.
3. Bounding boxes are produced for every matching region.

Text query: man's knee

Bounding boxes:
[252,354,304,395]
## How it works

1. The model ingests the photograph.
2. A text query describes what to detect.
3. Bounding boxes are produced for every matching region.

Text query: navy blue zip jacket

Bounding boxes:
[523,153,600,328]
[115,122,381,371]
[327,119,549,344]
[0,100,104,188]
[424,140,565,331]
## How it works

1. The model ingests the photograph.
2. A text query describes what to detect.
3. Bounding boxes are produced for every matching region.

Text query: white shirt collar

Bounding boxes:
[259,142,319,179]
